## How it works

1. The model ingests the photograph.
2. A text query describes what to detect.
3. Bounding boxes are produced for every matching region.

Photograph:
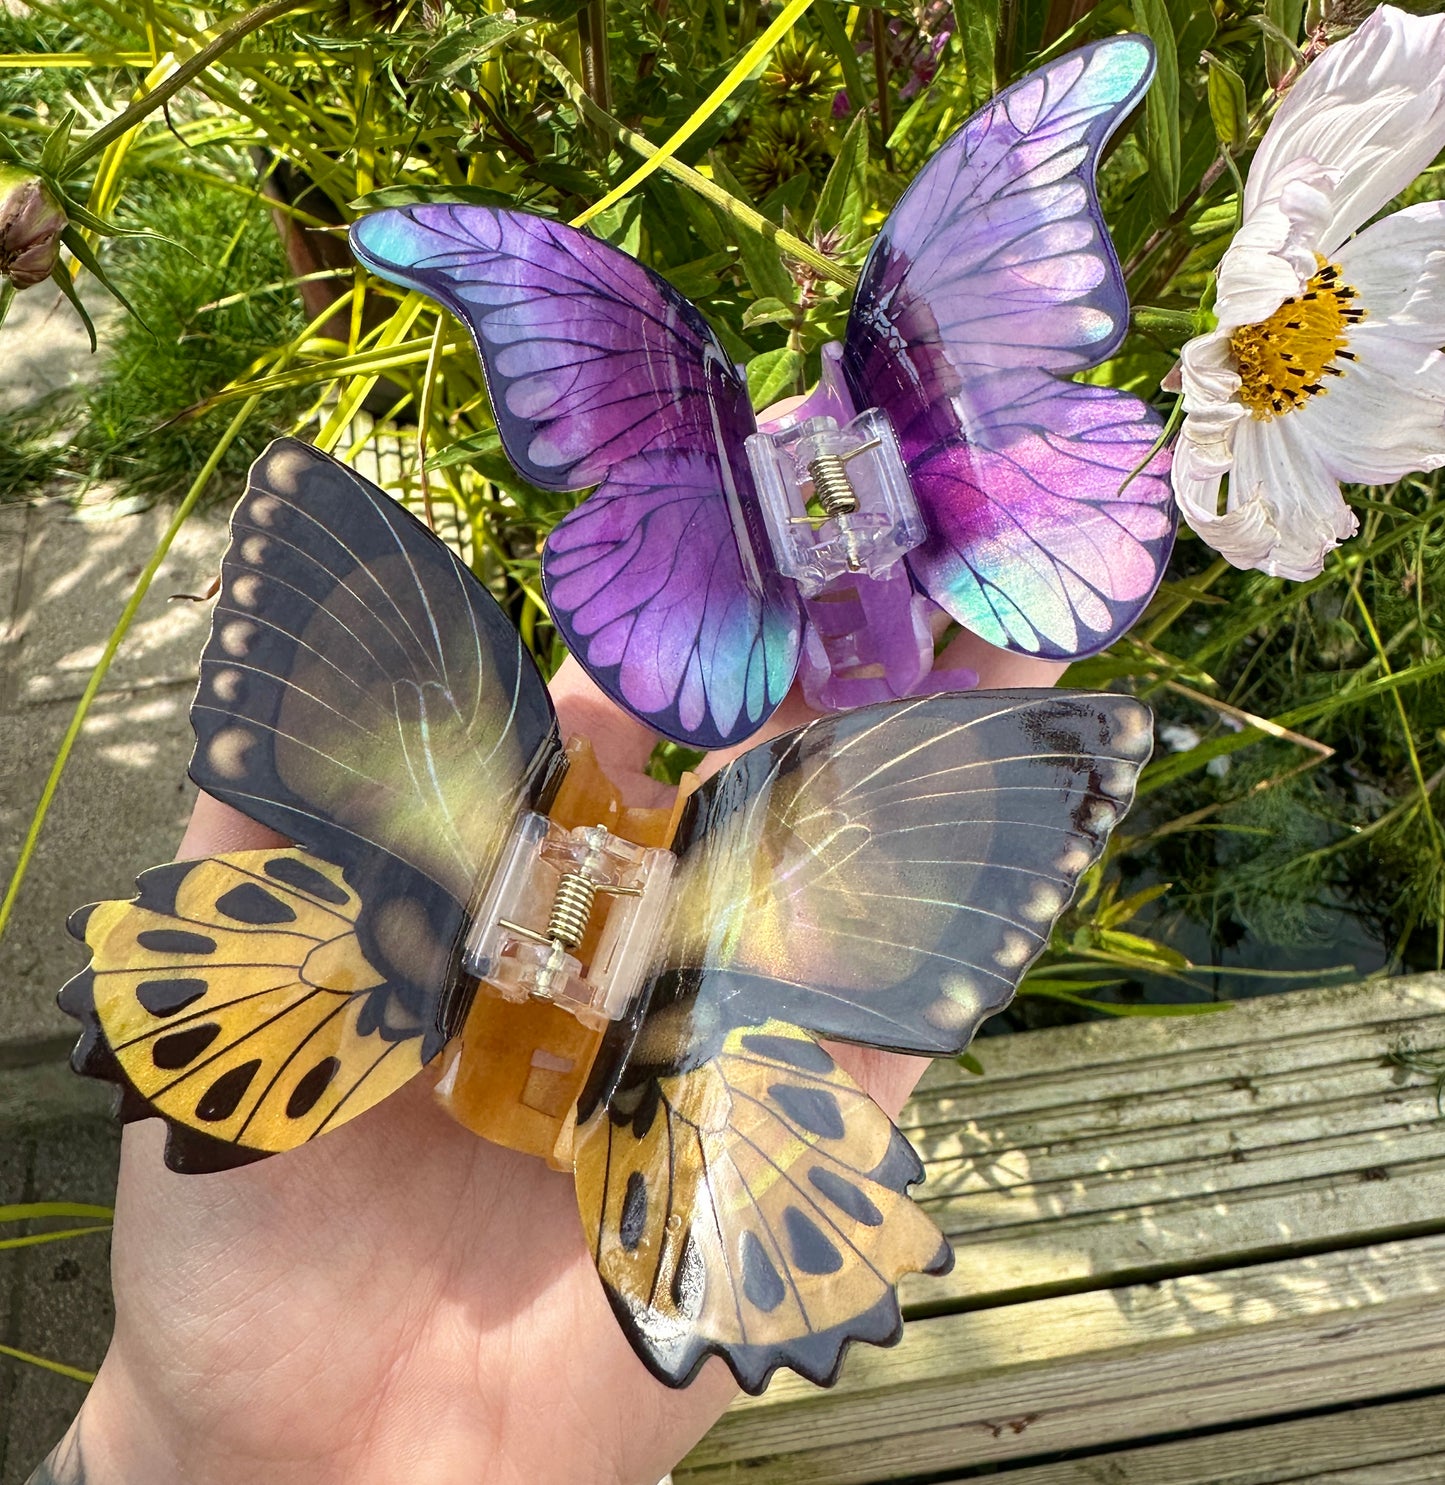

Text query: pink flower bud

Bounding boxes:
[0,166,67,290]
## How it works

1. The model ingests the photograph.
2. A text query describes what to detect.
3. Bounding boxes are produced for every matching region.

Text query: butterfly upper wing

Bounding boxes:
[191,438,562,912]
[349,206,801,748]
[61,438,564,1170]
[843,37,1176,659]
[577,689,1151,1388]
[655,689,1153,1056]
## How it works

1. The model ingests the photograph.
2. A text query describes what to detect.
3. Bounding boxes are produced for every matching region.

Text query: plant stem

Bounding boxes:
[578,0,612,117]
[63,0,319,173]
[571,0,818,230]
[541,50,855,287]
[871,10,892,163]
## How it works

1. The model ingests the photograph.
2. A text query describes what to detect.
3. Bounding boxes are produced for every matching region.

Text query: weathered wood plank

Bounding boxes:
[913,976,1445,1110]
[896,977,1445,1306]
[942,1391,1445,1484]
[682,977,1445,1483]
[677,1233,1445,1483]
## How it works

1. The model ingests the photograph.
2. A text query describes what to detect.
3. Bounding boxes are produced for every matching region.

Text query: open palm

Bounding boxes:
[40,643,1057,1485]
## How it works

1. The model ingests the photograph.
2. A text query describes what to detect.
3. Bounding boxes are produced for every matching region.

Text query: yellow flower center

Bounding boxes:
[1229,259,1365,419]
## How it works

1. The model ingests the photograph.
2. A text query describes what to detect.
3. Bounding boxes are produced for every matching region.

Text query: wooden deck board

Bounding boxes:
[934,1392,1445,1484]
[678,975,1445,1483]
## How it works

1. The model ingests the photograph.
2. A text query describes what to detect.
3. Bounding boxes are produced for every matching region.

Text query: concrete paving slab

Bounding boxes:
[0,689,200,1043]
[0,1104,117,1485]
[0,507,27,646]
[6,502,227,708]
[0,500,229,1045]
[0,282,114,418]
[0,1114,116,1485]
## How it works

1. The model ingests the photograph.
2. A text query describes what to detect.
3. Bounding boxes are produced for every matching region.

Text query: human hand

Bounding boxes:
[36,645,1062,1485]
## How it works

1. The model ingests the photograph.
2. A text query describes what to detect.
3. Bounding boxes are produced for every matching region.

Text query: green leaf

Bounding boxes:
[1131,0,1180,215]
[1205,53,1248,152]
[1099,881,1174,929]
[672,179,729,254]
[957,1051,985,1076]
[812,109,868,250]
[419,15,533,82]
[663,249,735,299]
[58,225,148,330]
[956,0,999,111]
[39,109,74,176]
[741,295,798,329]
[0,1203,113,1223]
[1096,928,1191,970]
[759,171,811,224]
[813,1,871,125]
[747,345,803,409]
[529,161,606,198]
[47,260,96,352]
[590,196,643,255]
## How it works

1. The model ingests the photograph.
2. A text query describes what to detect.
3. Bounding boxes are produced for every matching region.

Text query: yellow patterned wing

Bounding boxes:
[59,849,427,1171]
[574,1019,950,1391]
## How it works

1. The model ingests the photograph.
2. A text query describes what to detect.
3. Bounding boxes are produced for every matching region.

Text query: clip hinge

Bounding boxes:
[463,815,674,1029]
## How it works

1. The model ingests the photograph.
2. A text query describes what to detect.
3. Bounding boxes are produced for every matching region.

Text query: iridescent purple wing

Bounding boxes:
[349,206,800,747]
[843,36,1177,659]
[546,452,800,748]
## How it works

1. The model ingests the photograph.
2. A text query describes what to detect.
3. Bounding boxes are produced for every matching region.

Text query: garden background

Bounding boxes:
[1,0,1444,1468]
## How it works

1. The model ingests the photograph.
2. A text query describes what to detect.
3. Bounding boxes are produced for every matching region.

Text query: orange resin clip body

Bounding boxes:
[435,738,696,1170]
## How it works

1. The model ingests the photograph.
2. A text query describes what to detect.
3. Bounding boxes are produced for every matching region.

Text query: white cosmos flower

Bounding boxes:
[1173,5,1445,580]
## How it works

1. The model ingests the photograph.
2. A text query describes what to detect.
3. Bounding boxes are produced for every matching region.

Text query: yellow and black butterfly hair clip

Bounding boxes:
[59,437,1153,1392]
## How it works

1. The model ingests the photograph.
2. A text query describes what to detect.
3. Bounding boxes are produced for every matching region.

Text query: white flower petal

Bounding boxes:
[1236,416,1357,579]
[1245,6,1445,254]
[1337,201,1445,342]
[1213,176,1333,327]
[1298,330,1445,484]
[1179,414,1355,579]
[1179,328,1241,411]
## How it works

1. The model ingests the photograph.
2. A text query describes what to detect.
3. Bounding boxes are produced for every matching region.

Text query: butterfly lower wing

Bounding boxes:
[191,438,562,910]
[59,850,430,1172]
[652,690,1153,1057]
[905,376,1176,657]
[543,453,801,748]
[842,38,1175,657]
[575,1019,949,1391]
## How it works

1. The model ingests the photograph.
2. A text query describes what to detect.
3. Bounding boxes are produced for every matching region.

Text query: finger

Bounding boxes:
[936,628,1069,688]
[176,790,288,859]
[548,656,675,809]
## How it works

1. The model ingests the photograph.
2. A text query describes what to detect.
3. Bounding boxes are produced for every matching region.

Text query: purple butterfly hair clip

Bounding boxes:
[350,35,1176,749]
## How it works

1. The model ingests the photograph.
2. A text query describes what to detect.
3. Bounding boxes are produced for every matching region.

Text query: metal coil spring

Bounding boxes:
[546,871,598,950]
[807,453,860,518]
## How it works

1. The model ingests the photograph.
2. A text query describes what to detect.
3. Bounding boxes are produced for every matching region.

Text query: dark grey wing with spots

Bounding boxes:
[192,437,562,907]
[574,689,1150,1389]
[59,438,563,1172]
[645,689,1153,1058]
